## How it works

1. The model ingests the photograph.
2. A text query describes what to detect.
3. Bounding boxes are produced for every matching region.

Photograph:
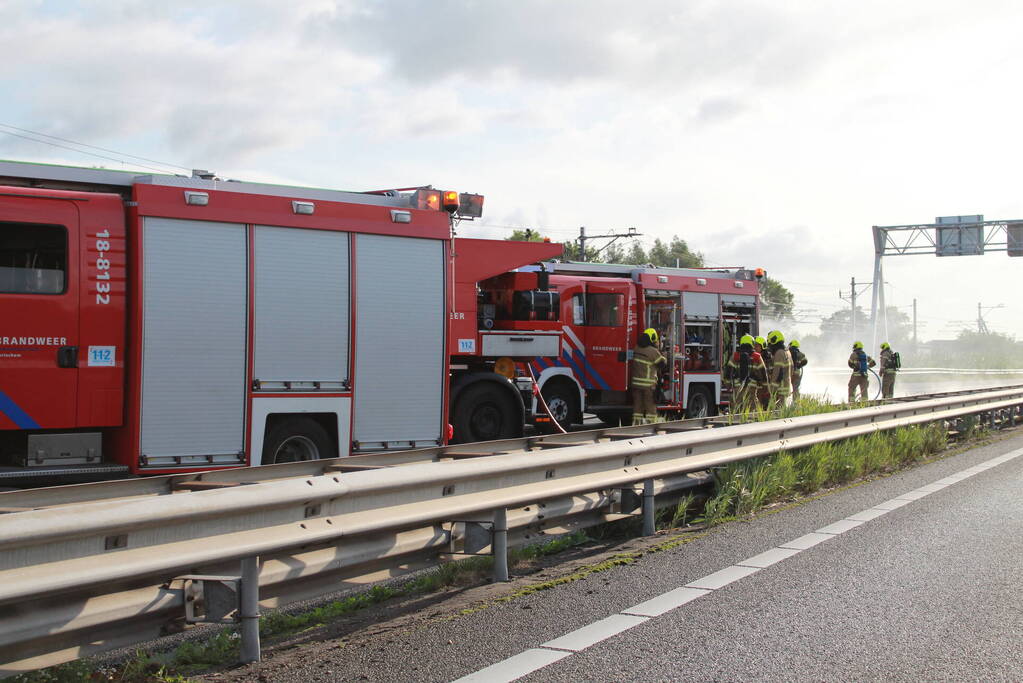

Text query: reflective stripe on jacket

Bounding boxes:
[769,348,792,395]
[631,345,665,388]
[726,351,767,388]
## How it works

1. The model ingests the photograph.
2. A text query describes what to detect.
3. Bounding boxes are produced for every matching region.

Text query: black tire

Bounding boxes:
[452,383,520,443]
[262,416,334,465]
[539,381,580,432]
[685,385,717,419]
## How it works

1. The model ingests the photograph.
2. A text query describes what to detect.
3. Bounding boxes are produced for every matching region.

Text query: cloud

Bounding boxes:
[695,96,750,124]
[315,0,835,92]
[0,3,382,166]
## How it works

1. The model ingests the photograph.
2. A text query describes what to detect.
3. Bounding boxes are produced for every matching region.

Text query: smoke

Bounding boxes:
[758,316,1023,401]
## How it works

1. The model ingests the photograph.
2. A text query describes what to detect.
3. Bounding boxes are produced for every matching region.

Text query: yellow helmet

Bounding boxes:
[789,339,800,348]
[643,328,659,345]
[767,330,784,345]
[853,340,864,349]
[754,336,765,346]
[881,342,890,349]
[739,334,754,346]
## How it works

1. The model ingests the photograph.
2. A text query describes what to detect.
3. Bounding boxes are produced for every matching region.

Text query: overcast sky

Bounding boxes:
[3,0,1023,342]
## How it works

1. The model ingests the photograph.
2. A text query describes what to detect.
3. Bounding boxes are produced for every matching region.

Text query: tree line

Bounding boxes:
[507,229,795,318]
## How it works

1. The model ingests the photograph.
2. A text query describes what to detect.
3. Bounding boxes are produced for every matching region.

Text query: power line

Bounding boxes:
[0,122,189,174]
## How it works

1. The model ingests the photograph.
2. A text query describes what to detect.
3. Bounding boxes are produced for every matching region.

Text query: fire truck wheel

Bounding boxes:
[453,383,519,443]
[263,417,334,464]
[685,386,717,419]
[540,381,580,432]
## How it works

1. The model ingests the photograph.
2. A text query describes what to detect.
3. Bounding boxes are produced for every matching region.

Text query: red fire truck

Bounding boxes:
[449,256,762,437]
[0,159,566,481]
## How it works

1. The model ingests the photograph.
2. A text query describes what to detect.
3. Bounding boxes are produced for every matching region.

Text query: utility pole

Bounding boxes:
[851,277,857,340]
[840,277,875,341]
[577,226,640,263]
[912,298,918,348]
[974,302,1005,335]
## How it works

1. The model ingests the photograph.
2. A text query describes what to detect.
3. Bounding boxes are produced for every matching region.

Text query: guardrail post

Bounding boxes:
[642,479,655,536]
[493,508,509,582]
[239,556,261,664]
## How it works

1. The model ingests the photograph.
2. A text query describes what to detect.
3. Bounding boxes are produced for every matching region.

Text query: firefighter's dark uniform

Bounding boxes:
[880,347,898,398]
[725,350,767,412]
[768,346,793,408]
[756,345,773,409]
[847,350,876,402]
[631,343,665,425]
[790,346,807,400]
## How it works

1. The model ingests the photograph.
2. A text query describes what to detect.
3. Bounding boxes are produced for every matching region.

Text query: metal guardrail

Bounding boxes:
[3,383,1018,509]
[1,386,1022,676]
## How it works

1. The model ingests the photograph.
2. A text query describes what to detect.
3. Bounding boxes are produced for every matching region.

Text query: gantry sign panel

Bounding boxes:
[869,215,1023,348]
[874,215,1023,258]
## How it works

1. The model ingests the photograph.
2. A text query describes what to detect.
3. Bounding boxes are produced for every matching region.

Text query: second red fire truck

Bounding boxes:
[449,250,762,440]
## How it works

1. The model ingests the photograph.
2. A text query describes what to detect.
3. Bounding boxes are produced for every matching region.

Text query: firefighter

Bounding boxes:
[765,330,792,408]
[847,341,876,402]
[879,342,899,399]
[631,327,666,425]
[789,340,807,401]
[724,334,767,412]
[754,335,772,408]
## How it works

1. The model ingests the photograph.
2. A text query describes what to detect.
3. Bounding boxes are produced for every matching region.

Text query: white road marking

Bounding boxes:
[737,547,802,568]
[895,489,934,501]
[847,508,891,522]
[874,498,913,511]
[685,565,760,589]
[780,532,833,550]
[541,614,649,652]
[816,519,866,534]
[451,446,1023,682]
[622,587,709,616]
[451,648,572,683]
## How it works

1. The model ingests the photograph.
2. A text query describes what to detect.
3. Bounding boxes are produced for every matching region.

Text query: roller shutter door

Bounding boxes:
[353,235,445,448]
[140,218,247,459]
[253,226,349,387]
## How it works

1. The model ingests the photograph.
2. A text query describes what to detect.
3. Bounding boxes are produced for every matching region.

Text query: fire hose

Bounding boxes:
[526,364,568,434]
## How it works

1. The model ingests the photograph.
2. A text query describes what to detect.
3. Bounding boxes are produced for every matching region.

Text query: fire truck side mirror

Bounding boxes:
[537,270,549,291]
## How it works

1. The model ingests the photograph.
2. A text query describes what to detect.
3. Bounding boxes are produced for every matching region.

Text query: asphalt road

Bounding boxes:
[206,430,1023,682]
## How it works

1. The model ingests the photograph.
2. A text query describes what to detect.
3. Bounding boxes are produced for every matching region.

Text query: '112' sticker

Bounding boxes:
[88,346,116,367]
